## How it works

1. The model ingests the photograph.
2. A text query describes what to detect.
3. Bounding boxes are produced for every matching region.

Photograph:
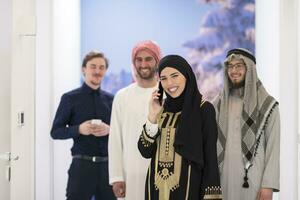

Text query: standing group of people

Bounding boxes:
[51,40,280,200]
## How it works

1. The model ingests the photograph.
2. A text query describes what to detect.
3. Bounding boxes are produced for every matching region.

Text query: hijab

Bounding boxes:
[158,55,204,166]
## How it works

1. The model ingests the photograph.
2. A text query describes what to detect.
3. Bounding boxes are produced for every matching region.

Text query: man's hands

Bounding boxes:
[256,188,273,200]
[79,120,110,137]
[112,181,126,198]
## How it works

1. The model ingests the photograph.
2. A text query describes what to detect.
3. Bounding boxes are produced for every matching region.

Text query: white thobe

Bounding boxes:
[221,89,280,200]
[108,83,156,200]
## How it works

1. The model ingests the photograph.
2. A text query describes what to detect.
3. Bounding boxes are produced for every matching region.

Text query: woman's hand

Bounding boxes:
[148,89,163,124]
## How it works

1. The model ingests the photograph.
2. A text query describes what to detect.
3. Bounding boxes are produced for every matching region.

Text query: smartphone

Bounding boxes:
[91,119,102,125]
[158,83,163,106]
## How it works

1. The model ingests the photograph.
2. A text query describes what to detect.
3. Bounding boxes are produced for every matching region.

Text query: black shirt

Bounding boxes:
[50,83,114,156]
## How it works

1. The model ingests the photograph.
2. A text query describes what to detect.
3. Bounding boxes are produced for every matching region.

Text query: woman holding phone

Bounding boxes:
[138,55,222,200]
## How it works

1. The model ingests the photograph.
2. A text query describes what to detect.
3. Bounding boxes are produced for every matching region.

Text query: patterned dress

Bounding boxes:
[138,101,222,200]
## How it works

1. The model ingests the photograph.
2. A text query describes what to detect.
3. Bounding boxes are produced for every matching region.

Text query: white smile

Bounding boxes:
[140,68,150,72]
[168,87,178,93]
[231,75,241,79]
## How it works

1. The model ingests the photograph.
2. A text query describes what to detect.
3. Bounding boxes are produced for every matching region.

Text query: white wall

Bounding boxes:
[278,0,298,199]
[257,0,299,199]
[52,0,81,199]
[35,0,80,200]
[298,0,300,195]
[0,0,12,199]
[35,0,53,199]
[256,0,280,100]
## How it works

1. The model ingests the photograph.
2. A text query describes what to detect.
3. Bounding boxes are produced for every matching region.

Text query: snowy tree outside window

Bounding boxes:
[184,0,255,101]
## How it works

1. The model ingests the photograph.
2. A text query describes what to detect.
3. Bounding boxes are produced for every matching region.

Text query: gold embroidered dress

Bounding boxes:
[139,55,222,200]
[138,102,222,200]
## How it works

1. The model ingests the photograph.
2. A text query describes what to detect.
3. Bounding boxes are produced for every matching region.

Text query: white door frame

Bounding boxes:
[0,0,12,199]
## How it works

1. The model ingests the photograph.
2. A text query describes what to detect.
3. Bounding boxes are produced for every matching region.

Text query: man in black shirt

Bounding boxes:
[51,51,115,200]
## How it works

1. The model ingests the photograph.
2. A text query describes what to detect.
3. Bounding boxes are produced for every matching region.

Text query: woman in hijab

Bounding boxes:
[138,55,222,200]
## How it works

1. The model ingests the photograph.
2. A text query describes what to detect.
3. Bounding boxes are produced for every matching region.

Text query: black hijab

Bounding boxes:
[158,55,204,166]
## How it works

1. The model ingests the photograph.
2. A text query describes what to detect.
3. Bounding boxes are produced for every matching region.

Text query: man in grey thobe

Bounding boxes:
[214,48,280,200]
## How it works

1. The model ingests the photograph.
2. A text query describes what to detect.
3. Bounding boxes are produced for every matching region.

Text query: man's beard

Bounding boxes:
[230,80,245,89]
[136,68,156,80]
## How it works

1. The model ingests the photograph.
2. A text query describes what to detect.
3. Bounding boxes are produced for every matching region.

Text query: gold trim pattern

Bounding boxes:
[154,112,183,199]
[143,128,155,143]
[184,165,191,200]
[140,128,155,148]
[203,186,222,200]
[204,194,223,199]
[148,164,151,200]
[200,99,206,107]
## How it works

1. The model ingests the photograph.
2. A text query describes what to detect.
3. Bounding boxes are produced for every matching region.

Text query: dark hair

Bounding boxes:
[82,51,109,68]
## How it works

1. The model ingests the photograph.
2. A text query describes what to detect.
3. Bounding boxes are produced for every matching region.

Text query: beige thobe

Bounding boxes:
[221,89,280,200]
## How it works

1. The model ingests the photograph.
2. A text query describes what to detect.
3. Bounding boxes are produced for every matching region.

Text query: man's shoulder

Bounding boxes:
[101,89,114,100]
[115,83,137,97]
[62,87,82,98]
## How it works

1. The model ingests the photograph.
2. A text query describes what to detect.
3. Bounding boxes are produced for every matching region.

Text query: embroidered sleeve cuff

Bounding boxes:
[145,119,159,137]
[139,124,157,148]
[203,186,222,199]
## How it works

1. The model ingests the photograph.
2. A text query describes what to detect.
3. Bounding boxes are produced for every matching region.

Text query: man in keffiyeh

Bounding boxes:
[214,48,280,200]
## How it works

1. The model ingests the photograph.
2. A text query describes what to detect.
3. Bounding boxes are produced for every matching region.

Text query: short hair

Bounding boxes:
[82,51,109,68]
